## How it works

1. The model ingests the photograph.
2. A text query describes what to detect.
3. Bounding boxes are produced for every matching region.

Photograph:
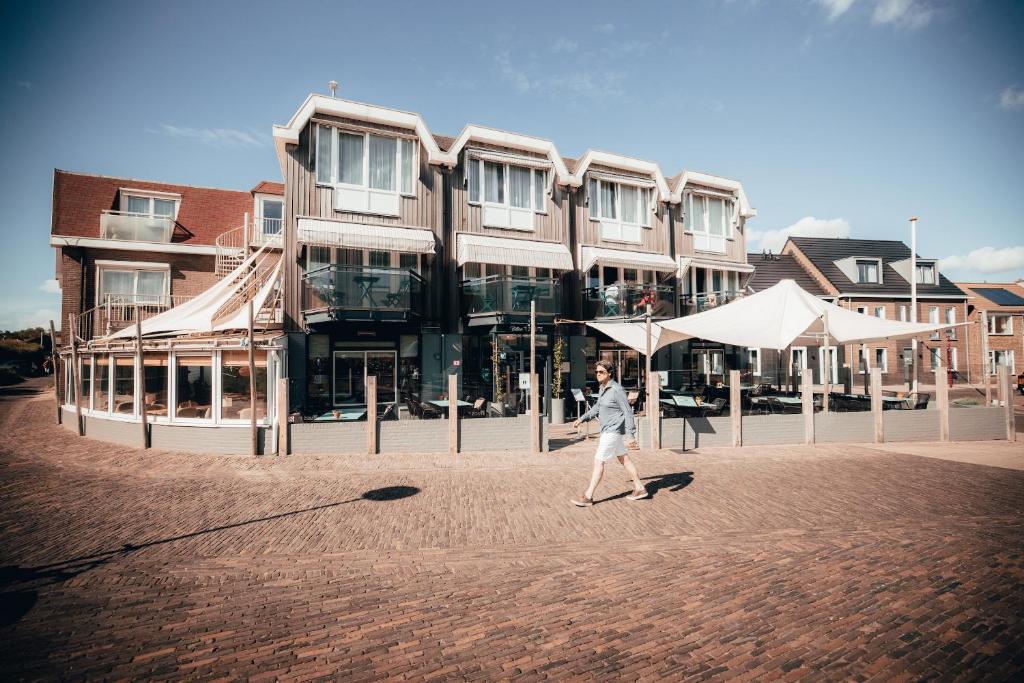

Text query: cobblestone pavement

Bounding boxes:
[1,381,1023,681]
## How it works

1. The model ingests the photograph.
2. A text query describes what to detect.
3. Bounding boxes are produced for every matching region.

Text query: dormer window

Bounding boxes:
[588,177,651,243]
[683,192,733,254]
[315,124,416,217]
[467,156,546,231]
[856,259,880,284]
[122,193,178,219]
[915,263,936,284]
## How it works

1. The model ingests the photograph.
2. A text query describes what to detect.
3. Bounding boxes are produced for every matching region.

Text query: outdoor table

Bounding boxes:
[314,409,367,422]
[428,399,473,417]
[752,395,802,405]
[353,275,380,306]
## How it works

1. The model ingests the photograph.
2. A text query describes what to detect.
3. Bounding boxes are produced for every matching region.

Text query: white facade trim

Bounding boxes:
[50,235,218,255]
[671,171,755,218]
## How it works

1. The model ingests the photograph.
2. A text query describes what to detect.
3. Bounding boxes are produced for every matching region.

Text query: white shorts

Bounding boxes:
[594,432,627,462]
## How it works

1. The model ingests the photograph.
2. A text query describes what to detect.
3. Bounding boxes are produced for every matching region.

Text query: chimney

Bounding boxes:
[328,80,338,98]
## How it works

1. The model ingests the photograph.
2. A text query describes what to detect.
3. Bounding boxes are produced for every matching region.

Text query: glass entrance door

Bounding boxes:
[367,351,396,405]
[332,350,398,406]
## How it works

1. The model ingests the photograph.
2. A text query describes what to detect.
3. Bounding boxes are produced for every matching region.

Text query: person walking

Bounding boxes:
[571,360,648,506]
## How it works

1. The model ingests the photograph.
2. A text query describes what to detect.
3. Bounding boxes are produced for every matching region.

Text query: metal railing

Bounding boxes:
[302,265,425,315]
[251,217,283,247]
[73,293,192,342]
[584,283,674,319]
[683,289,745,314]
[461,276,561,316]
[100,211,174,243]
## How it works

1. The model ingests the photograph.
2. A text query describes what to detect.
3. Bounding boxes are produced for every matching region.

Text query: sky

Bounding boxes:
[0,0,1021,331]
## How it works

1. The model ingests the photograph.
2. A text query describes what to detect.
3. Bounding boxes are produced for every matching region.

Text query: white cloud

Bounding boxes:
[38,279,60,294]
[819,0,857,21]
[872,0,933,28]
[494,50,532,93]
[552,37,578,53]
[999,85,1024,112]
[939,246,1024,276]
[148,124,264,148]
[0,307,59,332]
[593,23,615,34]
[747,216,852,253]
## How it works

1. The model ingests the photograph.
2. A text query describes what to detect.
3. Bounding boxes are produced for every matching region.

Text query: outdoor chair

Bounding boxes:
[419,400,443,419]
[913,393,930,410]
[701,397,727,417]
[487,402,507,418]
[377,402,398,421]
[467,397,487,418]
[767,397,802,415]
[383,280,411,308]
[405,398,423,419]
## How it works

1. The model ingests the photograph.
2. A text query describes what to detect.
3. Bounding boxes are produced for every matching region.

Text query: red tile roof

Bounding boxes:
[250,180,284,195]
[51,170,258,246]
[432,133,456,152]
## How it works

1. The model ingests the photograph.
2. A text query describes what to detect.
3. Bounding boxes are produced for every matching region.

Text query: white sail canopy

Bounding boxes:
[586,321,687,356]
[659,279,962,351]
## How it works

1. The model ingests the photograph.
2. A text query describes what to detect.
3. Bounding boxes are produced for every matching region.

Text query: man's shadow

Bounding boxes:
[596,471,693,503]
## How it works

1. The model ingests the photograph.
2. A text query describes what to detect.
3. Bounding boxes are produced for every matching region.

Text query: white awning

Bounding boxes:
[466,148,552,170]
[586,171,657,189]
[457,234,574,270]
[297,217,435,254]
[586,321,688,356]
[678,256,755,278]
[580,246,676,273]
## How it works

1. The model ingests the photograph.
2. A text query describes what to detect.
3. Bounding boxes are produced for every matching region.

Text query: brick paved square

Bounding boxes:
[1,382,1022,680]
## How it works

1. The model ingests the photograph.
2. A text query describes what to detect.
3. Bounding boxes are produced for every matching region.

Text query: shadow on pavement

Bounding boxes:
[0,485,420,626]
[596,471,694,503]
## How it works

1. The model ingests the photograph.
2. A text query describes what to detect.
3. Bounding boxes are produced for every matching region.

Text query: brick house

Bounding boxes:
[775,237,968,387]
[956,281,1024,383]
[50,169,282,339]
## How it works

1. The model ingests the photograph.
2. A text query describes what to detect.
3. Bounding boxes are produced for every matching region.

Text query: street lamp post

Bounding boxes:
[910,216,919,394]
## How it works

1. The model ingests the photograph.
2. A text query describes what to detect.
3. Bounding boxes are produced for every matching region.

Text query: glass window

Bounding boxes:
[916,264,935,284]
[467,158,481,203]
[463,263,481,280]
[368,250,390,268]
[142,355,169,414]
[484,162,504,203]
[509,165,532,209]
[857,260,879,283]
[712,271,723,292]
[95,355,110,412]
[708,198,725,237]
[623,268,638,284]
[99,269,167,306]
[399,253,419,274]
[113,357,135,414]
[100,270,135,304]
[988,314,1011,335]
[874,348,887,372]
[308,246,331,273]
[685,194,697,231]
[174,356,213,419]
[989,350,1015,375]
[898,305,908,321]
[600,182,617,220]
[928,306,939,324]
[535,267,551,279]
[588,178,599,219]
[533,170,545,212]
[337,132,365,185]
[221,351,267,421]
[368,134,396,191]
[587,265,600,290]
[875,306,885,318]
[80,357,92,410]
[126,196,150,214]
[511,265,529,278]
[153,199,175,217]
[748,348,760,376]
[620,186,639,224]
[317,125,334,184]
[400,138,415,194]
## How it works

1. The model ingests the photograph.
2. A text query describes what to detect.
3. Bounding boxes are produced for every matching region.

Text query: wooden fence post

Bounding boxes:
[935,367,949,442]
[366,375,377,454]
[802,372,814,445]
[730,369,742,447]
[448,373,458,456]
[871,368,883,444]
[649,370,661,449]
[276,377,289,456]
[530,372,540,454]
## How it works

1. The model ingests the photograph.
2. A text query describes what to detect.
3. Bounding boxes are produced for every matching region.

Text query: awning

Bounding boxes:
[297,217,435,254]
[580,246,676,273]
[678,256,755,278]
[466,148,551,170]
[586,171,657,189]
[586,321,688,355]
[457,234,574,270]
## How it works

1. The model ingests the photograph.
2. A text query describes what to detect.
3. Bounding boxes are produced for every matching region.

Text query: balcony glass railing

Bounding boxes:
[100,211,175,243]
[302,265,425,315]
[683,289,745,314]
[461,276,562,316]
[584,283,674,319]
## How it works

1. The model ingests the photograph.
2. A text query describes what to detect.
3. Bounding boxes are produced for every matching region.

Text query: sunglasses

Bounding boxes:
[595,369,609,375]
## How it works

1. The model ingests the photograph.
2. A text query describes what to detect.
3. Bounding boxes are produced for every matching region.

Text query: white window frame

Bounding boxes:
[121,191,180,219]
[988,314,1013,336]
[857,306,868,315]
[589,177,651,244]
[915,262,936,284]
[684,192,733,255]
[95,262,171,306]
[818,345,838,384]
[874,348,888,373]
[988,350,1015,375]
[898,304,908,322]
[790,346,808,375]
[748,348,761,376]
[874,306,886,319]
[855,258,882,284]
[316,125,417,217]
[467,157,547,231]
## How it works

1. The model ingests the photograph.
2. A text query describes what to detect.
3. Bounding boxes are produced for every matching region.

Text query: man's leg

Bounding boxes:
[584,459,606,500]
[618,454,644,493]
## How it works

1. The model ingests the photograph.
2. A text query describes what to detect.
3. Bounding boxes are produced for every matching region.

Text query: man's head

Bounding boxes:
[595,359,615,386]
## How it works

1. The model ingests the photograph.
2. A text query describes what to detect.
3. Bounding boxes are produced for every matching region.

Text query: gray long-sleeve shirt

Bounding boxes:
[580,380,636,438]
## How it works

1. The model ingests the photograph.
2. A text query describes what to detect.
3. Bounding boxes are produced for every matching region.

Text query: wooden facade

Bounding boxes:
[574,163,670,256]
[672,183,750,266]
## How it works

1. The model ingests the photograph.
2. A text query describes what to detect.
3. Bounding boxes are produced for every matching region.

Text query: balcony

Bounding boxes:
[682,289,745,314]
[250,217,283,247]
[302,265,425,323]
[100,211,175,243]
[584,283,674,319]
[461,276,562,319]
[75,293,191,341]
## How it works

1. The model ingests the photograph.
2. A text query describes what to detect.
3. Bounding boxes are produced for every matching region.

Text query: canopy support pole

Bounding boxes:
[822,311,831,413]
[68,314,83,436]
[135,306,149,449]
[248,300,257,457]
[645,304,659,449]
[49,319,60,424]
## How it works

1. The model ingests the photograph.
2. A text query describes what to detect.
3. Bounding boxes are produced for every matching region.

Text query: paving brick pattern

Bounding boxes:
[1,381,1023,680]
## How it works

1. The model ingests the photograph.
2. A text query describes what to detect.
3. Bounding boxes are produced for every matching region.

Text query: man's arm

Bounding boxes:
[579,399,600,423]
[615,385,637,439]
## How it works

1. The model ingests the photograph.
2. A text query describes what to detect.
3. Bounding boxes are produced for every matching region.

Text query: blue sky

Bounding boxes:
[0,0,1021,330]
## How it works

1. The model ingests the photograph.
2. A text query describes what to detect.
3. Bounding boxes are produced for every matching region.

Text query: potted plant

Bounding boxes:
[491,339,506,416]
[550,335,566,424]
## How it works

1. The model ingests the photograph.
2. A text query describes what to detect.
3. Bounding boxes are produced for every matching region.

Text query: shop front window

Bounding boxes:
[113,357,135,414]
[175,355,213,419]
[95,355,110,412]
[221,351,267,421]
[143,355,169,416]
